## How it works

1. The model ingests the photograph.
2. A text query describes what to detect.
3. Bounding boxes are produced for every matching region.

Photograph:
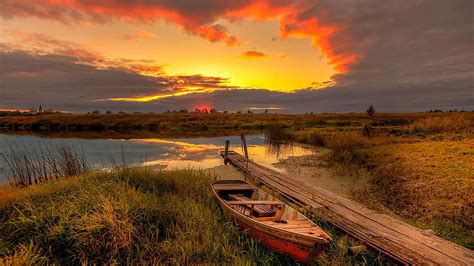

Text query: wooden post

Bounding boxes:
[224,140,230,165]
[241,133,249,159]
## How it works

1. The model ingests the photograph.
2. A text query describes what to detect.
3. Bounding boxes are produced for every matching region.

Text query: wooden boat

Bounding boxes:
[212,179,331,263]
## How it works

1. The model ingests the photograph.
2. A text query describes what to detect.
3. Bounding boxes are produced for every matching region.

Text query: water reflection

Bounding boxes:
[0,134,314,181]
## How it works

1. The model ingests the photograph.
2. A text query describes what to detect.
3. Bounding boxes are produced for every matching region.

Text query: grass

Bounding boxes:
[0,168,294,264]
[350,139,474,248]
[0,112,459,139]
[1,143,89,187]
[260,112,474,249]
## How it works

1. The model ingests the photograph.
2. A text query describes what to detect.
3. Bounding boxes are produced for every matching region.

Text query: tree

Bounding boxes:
[210,109,217,113]
[91,110,100,115]
[106,110,112,115]
[366,105,375,117]
[264,109,268,114]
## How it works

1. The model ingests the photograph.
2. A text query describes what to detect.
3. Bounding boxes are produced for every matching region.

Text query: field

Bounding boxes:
[0,111,472,263]
[0,111,456,138]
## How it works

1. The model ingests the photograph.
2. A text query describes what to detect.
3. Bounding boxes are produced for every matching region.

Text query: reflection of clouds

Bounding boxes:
[0,134,315,180]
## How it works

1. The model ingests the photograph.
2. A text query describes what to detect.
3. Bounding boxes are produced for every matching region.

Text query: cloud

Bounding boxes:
[118,30,157,41]
[0,48,236,109]
[240,50,268,59]
[0,1,473,112]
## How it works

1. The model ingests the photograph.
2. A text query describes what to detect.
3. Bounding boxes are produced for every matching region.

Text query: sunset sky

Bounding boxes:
[1,0,473,113]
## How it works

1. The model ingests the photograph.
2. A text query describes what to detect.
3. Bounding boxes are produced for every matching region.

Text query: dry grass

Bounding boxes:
[350,138,474,248]
[407,113,473,134]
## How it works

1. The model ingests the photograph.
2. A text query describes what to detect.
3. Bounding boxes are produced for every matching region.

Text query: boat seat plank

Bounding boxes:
[213,183,255,191]
[229,194,277,217]
[226,200,283,206]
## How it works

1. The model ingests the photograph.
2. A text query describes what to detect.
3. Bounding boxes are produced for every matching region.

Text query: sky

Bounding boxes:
[0,0,473,113]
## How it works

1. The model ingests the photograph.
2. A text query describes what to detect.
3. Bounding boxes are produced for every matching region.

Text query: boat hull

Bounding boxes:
[233,216,324,263]
[212,179,329,263]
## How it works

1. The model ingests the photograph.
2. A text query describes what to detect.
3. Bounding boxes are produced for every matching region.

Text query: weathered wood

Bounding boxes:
[241,133,249,158]
[213,183,254,191]
[225,200,283,206]
[221,150,474,265]
[224,140,230,165]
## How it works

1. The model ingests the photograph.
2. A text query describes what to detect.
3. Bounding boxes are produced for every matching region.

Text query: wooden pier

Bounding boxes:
[221,150,474,265]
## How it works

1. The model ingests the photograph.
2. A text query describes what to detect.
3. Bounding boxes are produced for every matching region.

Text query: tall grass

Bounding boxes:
[264,125,295,143]
[407,113,473,134]
[0,168,292,264]
[325,131,367,163]
[1,143,89,187]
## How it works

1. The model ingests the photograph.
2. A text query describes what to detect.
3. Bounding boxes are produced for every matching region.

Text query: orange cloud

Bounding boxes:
[241,50,268,59]
[119,30,157,41]
[193,24,240,46]
[1,0,359,74]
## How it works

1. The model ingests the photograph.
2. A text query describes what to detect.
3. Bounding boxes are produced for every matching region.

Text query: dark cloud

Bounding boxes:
[0,50,234,109]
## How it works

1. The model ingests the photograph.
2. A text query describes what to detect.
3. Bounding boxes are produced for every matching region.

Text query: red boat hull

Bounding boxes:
[235,218,324,263]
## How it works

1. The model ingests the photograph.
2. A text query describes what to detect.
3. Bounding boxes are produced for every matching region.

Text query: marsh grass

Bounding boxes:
[264,124,295,143]
[0,168,293,265]
[407,113,473,134]
[341,139,474,248]
[0,143,89,187]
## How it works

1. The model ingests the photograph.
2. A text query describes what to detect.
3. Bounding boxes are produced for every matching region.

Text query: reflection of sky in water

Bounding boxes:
[0,134,313,181]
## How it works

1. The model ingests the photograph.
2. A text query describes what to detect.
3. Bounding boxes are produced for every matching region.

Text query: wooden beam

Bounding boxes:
[224,140,230,165]
[240,133,249,158]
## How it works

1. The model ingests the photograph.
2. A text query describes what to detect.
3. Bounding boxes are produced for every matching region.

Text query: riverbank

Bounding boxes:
[0,168,292,264]
[1,167,392,264]
[0,112,449,139]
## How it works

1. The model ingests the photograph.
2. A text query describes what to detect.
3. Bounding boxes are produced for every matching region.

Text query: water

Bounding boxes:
[0,134,313,181]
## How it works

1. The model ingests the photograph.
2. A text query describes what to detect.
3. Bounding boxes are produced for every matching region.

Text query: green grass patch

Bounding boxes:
[0,169,292,264]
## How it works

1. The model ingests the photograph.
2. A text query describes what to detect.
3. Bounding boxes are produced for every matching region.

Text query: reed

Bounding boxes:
[0,143,89,187]
[264,124,295,143]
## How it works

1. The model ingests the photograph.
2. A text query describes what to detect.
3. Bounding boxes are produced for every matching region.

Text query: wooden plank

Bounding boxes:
[213,183,254,191]
[221,150,474,265]
[225,200,283,206]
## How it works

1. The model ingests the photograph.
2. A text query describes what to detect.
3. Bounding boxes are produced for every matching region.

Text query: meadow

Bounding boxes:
[0,111,472,263]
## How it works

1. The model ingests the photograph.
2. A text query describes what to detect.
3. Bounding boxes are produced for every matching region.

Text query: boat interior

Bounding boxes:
[213,180,322,236]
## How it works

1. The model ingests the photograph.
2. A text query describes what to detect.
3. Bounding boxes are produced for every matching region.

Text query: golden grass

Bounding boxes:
[351,138,474,248]
[407,113,473,134]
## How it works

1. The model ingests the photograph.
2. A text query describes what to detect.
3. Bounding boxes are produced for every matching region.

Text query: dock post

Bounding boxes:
[224,140,230,165]
[241,133,249,159]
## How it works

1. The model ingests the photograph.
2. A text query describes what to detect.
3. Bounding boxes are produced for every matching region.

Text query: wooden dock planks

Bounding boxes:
[221,150,474,265]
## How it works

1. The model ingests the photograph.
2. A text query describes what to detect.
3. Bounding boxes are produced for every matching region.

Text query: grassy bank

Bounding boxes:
[0,168,391,265]
[0,168,294,264]
[268,113,474,249]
